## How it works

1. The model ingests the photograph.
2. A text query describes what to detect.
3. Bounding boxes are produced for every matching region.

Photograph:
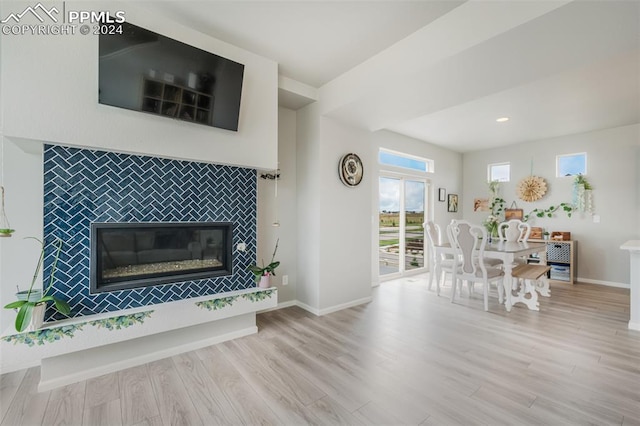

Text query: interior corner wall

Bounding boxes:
[257,107,297,304]
[295,103,322,310]
[296,103,373,313]
[1,1,278,170]
[462,123,640,286]
[318,117,373,311]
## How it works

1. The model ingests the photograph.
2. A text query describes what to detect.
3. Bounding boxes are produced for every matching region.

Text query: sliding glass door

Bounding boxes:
[379,176,427,278]
[379,177,401,276]
[404,180,425,272]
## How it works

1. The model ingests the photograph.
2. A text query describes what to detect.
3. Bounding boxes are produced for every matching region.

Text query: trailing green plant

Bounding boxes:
[482,197,505,237]
[488,180,501,198]
[523,203,574,222]
[3,237,71,332]
[248,238,280,283]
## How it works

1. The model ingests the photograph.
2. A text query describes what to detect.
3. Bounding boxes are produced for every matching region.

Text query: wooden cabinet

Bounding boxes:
[141,78,213,125]
[528,239,577,284]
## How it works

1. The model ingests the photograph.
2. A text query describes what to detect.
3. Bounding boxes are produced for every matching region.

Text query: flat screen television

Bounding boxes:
[99,22,244,131]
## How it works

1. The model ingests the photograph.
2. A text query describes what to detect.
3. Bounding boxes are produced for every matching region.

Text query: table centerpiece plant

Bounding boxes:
[483,197,505,239]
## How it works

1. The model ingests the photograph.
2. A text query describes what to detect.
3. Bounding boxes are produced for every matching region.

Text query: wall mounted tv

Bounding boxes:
[99,22,244,131]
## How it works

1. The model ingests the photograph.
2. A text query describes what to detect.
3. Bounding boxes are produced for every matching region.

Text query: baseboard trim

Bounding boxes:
[259,300,297,313]
[293,296,373,316]
[577,277,630,289]
[629,321,640,331]
[295,301,321,316]
[318,296,373,316]
[0,360,41,375]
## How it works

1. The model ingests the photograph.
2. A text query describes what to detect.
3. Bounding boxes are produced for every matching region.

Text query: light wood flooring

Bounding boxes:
[1,276,639,425]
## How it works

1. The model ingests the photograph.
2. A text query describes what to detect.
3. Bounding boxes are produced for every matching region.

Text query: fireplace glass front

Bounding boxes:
[90,222,233,293]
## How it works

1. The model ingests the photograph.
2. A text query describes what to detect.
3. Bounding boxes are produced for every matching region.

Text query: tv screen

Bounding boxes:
[99,22,244,131]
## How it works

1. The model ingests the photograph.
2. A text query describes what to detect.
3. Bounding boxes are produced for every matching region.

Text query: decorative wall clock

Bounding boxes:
[516,175,547,202]
[338,153,363,187]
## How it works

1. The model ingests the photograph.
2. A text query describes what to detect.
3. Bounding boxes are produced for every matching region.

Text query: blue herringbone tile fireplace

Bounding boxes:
[43,145,256,321]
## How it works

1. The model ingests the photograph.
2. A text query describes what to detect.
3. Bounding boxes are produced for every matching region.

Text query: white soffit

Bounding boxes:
[320,1,640,151]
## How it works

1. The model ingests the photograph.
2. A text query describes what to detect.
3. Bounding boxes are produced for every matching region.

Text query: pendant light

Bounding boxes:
[0,139,15,237]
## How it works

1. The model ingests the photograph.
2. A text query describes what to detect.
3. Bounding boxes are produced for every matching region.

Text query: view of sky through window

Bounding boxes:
[379,150,429,213]
[379,177,424,213]
[489,163,510,182]
[379,177,400,212]
[557,153,587,176]
[379,150,431,172]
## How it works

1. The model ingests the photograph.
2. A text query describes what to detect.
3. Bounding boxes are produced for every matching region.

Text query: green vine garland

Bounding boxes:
[523,202,574,222]
[195,296,239,311]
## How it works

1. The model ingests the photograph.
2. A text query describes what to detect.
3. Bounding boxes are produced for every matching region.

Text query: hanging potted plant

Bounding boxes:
[0,186,15,237]
[3,237,71,332]
[248,239,280,288]
[573,174,593,213]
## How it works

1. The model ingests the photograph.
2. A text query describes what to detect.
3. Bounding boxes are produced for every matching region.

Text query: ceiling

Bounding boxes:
[147,1,640,153]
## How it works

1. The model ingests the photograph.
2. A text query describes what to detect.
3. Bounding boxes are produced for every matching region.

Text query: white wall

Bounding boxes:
[0,138,43,333]
[462,124,640,286]
[318,117,372,311]
[295,104,322,310]
[1,1,278,170]
[295,104,373,313]
[257,108,297,304]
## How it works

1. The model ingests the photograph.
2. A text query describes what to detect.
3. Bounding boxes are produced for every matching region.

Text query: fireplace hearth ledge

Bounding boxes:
[0,287,277,390]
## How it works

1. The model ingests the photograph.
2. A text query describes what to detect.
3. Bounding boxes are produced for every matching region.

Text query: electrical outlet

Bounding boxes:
[282,275,289,285]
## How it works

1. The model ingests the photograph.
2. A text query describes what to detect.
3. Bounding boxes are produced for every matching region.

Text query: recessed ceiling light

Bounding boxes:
[496,117,510,123]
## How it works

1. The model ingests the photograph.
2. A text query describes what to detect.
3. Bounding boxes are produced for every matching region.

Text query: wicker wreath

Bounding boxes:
[516,175,547,202]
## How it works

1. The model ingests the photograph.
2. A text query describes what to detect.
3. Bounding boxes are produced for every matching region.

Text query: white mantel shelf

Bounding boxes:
[0,287,277,391]
[620,240,640,331]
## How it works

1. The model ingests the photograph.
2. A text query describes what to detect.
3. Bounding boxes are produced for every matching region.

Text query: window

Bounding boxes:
[557,153,587,177]
[379,149,434,173]
[488,162,510,182]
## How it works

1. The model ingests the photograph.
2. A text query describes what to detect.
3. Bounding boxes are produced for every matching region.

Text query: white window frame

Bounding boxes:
[556,152,587,177]
[378,173,430,281]
[488,162,511,182]
[379,148,435,174]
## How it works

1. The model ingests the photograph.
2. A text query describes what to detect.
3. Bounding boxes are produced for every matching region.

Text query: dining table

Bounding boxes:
[434,240,548,311]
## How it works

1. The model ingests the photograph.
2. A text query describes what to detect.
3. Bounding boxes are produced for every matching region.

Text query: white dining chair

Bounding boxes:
[498,219,532,266]
[498,219,531,242]
[424,221,458,295]
[448,220,505,311]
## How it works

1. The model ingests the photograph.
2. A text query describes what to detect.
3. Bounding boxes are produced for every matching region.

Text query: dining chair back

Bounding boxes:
[498,219,531,242]
[424,221,457,295]
[448,220,504,311]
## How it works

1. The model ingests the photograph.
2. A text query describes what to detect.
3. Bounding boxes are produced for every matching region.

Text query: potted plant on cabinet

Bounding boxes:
[248,239,280,288]
[3,237,71,332]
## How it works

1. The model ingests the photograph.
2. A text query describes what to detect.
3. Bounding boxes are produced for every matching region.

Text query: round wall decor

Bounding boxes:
[338,153,363,187]
[516,175,547,202]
